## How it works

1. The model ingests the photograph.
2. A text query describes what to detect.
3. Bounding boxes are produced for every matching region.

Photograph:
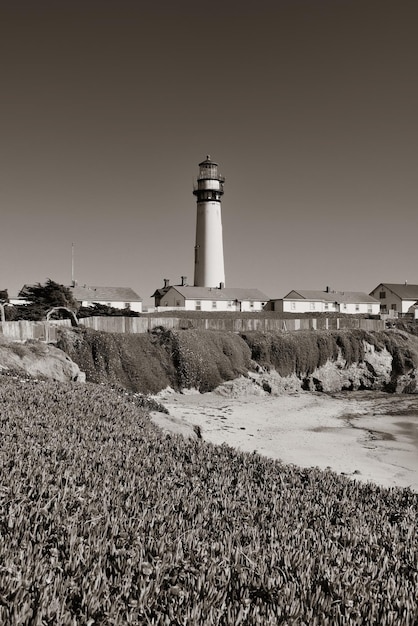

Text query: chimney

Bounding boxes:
[219,282,225,289]
[405,280,408,286]
[325,286,330,293]
[181,276,187,286]
[163,278,170,288]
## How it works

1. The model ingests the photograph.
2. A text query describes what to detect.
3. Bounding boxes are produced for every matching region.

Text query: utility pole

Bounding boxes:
[71,242,75,287]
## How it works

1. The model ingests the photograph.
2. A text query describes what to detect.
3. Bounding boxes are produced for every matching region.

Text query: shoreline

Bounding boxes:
[151,385,418,491]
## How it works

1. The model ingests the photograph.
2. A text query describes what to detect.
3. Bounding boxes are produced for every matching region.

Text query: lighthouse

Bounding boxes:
[193,155,226,288]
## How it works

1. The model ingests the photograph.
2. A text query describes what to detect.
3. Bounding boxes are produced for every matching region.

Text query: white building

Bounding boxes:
[270,288,380,315]
[369,283,418,316]
[69,285,143,313]
[153,284,269,312]
[193,156,225,288]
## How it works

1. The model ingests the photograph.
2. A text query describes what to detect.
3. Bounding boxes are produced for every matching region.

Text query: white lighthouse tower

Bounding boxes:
[193,155,226,288]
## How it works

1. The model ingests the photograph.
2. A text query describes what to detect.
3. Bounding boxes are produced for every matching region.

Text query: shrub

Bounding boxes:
[57,327,251,394]
[171,329,251,392]
[241,330,344,377]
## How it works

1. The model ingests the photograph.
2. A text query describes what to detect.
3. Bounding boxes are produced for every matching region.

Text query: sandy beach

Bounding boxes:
[152,379,418,492]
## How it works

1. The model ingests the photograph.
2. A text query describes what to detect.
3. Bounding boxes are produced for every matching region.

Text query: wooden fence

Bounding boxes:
[79,316,385,333]
[0,316,385,342]
[0,319,71,343]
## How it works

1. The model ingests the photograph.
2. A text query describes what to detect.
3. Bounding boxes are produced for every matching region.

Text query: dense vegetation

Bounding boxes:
[57,327,418,395]
[0,376,417,625]
[57,327,251,394]
[77,303,140,318]
[8,279,78,322]
[3,279,140,321]
[241,329,418,380]
[390,318,418,337]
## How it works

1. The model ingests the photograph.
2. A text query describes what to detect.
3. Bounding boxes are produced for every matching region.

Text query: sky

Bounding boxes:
[1,0,417,306]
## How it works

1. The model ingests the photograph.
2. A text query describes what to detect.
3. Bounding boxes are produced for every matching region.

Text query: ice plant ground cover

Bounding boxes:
[0,376,417,625]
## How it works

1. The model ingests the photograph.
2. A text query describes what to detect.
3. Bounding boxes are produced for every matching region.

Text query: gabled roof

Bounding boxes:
[371,283,418,300]
[150,287,170,298]
[283,290,379,304]
[69,285,142,302]
[167,286,269,302]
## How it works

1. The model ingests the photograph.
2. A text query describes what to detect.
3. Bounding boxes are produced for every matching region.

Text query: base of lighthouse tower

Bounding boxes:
[193,156,226,288]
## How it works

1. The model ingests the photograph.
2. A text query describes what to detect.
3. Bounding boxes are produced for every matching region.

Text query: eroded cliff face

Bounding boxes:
[2,327,416,395]
[303,343,394,393]
[241,329,418,395]
[267,342,416,394]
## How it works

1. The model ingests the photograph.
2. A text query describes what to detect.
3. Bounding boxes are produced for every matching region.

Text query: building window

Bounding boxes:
[310,302,315,310]
[176,300,181,307]
[227,300,233,308]
[250,301,254,309]
[291,302,296,310]
[195,300,201,311]
[124,302,131,310]
[212,301,217,309]
[379,291,386,299]
[391,304,397,311]
[367,306,372,314]
[324,303,329,310]
[343,303,347,310]
[355,304,360,312]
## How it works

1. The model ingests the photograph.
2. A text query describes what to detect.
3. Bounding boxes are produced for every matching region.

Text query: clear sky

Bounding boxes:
[1,0,417,306]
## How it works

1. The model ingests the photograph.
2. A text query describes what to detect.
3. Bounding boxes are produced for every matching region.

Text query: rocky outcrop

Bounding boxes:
[249,340,417,395]
[302,342,394,392]
[0,338,85,382]
[242,329,418,395]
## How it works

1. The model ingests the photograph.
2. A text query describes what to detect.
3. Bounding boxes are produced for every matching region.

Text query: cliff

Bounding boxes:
[56,326,418,395]
[241,328,418,394]
[56,326,251,394]
[1,326,417,395]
